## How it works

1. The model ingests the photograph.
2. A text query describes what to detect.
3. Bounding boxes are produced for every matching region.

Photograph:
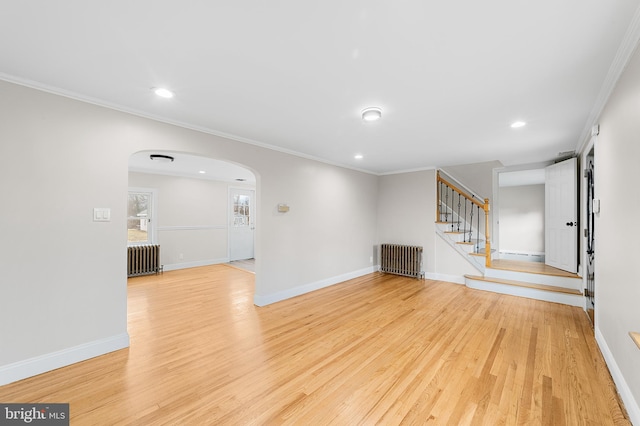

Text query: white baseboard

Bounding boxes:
[498,251,545,263]
[0,333,130,386]
[162,257,229,272]
[595,327,640,425]
[425,272,465,284]
[253,266,377,306]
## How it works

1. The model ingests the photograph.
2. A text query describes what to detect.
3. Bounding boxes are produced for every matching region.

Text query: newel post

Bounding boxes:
[436,171,441,222]
[484,198,491,267]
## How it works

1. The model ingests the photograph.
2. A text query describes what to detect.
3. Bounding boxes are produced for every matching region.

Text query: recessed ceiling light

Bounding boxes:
[198,170,206,174]
[354,154,364,159]
[362,107,382,122]
[511,121,526,128]
[149,154,174,162]
[154,87,174,98]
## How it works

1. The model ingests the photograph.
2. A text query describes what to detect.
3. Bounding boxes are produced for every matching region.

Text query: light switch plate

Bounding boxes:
[93,208,111,222]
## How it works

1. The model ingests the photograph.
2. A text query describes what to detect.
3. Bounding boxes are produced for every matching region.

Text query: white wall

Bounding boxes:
[377,169,477,282]
[498,184,545,255]
[592,45,640,422]
[0,80,378,384]
[441,160,503,200]
[128,172,255,269]
[377,170,436,273]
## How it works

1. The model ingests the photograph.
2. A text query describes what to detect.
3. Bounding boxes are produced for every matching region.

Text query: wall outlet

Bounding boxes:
[179,253,184,260]
[369,256,373,263]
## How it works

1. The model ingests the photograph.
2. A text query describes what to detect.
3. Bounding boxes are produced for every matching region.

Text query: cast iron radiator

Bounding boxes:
[127,245,161,277]
[380,244,424,279]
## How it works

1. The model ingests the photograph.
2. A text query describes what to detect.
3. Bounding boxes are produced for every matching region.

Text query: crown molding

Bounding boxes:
[0,73,380,177]
[576,5,640,155]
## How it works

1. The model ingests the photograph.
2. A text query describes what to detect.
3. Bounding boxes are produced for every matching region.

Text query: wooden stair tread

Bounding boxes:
[456,241,474,245]
[465,274,583,295]
[489,259,580,279]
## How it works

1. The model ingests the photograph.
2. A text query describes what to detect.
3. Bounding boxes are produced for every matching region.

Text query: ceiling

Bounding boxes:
[129,151,256,183]
[1,1,639,175]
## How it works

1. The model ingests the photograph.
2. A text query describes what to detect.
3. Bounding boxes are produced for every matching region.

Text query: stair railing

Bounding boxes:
[436,171,492,267]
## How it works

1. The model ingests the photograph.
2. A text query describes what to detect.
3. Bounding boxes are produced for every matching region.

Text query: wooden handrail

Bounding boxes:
[437,173,484,208]
[437,171,492,267]
[631,332,640,350]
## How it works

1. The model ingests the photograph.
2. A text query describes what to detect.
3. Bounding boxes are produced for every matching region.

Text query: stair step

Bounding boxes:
[485,265,581,288]
[464,275,582,295]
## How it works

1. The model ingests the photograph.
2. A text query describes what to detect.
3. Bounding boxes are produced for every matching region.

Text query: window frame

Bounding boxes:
[127,187,158,246]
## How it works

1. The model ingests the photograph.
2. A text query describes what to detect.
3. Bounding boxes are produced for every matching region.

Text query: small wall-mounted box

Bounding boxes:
[277,204,290,213]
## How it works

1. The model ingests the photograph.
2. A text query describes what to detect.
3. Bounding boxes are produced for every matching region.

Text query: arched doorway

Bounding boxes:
[128,150,257,273]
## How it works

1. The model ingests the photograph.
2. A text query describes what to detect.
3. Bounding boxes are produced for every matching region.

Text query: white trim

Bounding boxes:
[484,268,581,289]
[253,266,377,306]
[378,165,437,176]
[0,73,376,177]
[425,272,465,284]
[158,225,226,231]
[0,333,129,386]
[576,5,640,155]
[162,258,229,272]
[465,277,584,307]
[595,327,640,425]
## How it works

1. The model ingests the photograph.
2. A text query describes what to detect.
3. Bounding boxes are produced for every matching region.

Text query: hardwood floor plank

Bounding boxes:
[0,266,630,425]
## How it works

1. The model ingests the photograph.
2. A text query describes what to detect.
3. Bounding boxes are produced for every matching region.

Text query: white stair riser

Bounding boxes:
[465,278,584,308]
[457,244,475,253]
[435,231,484,274]
[485,268,581,290]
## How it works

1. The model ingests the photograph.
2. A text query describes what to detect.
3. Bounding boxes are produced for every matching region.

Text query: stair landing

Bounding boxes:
[465,259,584,307]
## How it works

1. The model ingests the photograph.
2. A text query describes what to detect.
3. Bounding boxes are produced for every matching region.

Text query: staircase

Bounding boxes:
[436,170,584,307]
[435,220,492,274]
[436,220,583,306]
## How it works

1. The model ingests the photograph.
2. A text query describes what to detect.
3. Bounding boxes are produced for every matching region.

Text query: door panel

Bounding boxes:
[229,188,255,261]
[545,158,577,273]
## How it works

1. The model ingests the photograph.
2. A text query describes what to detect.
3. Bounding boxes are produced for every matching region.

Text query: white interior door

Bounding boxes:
[229,188,255,261]
[545,158,577,273]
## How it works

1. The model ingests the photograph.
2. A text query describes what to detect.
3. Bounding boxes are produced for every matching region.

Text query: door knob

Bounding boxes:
[566,221,576,226]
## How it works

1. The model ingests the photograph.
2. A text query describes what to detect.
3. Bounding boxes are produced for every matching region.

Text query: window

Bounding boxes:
[232,194,251,227]
[127,189,156,244]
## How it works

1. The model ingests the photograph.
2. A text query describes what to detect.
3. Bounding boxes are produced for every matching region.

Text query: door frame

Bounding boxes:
[492,161,552,260]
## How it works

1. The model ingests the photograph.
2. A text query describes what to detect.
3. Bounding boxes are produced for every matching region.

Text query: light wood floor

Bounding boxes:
[0,266,629,425]
[227,258,255,273]
[490,259,580,278]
